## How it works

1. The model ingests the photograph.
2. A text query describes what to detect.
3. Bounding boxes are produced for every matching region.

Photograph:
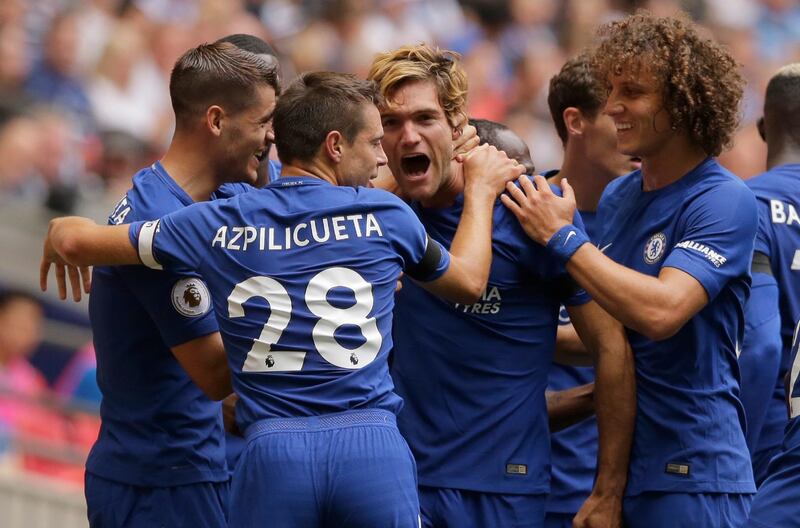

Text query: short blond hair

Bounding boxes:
[367,44,468,128]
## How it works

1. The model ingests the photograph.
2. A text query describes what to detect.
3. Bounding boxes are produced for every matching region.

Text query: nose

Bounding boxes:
[604,95,622,117]
[399,121,421,146]
[377,143,388,167]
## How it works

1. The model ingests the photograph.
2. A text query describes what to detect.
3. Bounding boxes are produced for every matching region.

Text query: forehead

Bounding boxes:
[242,83,276,114]
[357,104,382,135]
[381,79,443,115]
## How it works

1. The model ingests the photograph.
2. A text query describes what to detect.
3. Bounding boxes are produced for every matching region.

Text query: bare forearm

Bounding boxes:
[447,185,497,298]
[547,383,595,432]
[566,244,687,339]
[593,340,635,495]
[50,218,139,267]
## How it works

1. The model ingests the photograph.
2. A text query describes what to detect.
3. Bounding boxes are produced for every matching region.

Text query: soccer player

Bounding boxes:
[542,53,642,528]
[42,71,524,527]
[744,63,800,528]
[368,44,635,528]
[41,41,279,527]
[501,13,756,527]
[215,33,283,188]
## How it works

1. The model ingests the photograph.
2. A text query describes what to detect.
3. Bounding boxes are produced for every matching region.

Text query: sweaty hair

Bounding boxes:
[169,42,280,126]
[548,53,605,145]
[273,71,382,165]
[215,33,277,57]
[367,44,467,128]
[764,63,800,148]
[469,118,535,174]
[591,11,744,157]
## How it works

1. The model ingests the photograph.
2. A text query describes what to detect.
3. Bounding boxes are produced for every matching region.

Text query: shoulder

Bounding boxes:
[691,162,754,205]
[213,182,256,200]
[124,166,184,220]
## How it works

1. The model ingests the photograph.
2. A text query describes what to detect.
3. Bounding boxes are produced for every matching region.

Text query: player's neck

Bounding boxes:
[281,161,337,186]
[160,138,221,202]
[420,159,464,209]
[767,143,800,170]
[556,150,613,213]
[640,134,707,191]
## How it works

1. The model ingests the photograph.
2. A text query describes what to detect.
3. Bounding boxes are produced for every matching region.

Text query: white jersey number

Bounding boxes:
[789,320,800,419]
[227,267,380,372]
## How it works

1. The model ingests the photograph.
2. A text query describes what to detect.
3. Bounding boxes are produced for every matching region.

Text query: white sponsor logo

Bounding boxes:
[565,230,576,245]
[643,232,667,264]
[674,240,727,268]
[171,278,211,317]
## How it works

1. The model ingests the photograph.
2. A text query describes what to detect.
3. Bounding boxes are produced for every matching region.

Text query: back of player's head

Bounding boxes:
[215,33,277,57]
[591,10,744,157]
[764,63,800,148]
[169,42,280,127]
[368,44,467,128]
[470,118,535,174]
[548,54,605,145]
[273,71,382,165]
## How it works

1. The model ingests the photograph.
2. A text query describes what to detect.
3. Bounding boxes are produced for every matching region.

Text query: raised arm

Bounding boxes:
[420,144,525,304]
[502,175,712,340]
[41,216,140,301]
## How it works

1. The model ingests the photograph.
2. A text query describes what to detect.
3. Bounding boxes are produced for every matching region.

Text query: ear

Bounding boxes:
[206,106,224,137]
[324,130,345,163]
[563,107,583,138]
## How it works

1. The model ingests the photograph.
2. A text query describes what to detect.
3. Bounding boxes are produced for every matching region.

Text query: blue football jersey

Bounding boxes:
[87,161,239,487]
[746,164,800,475]
[596,157,757,495]
[130,176,449,432]
[546,210,600,514]
[392,180,591,495]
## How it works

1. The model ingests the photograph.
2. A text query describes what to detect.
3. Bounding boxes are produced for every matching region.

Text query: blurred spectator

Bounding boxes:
[25,9,94,137]
[0,25,31,92]
[0,104,40,197]
[55,344,101,412]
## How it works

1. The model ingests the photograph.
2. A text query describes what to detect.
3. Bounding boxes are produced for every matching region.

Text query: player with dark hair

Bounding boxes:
[743,63,800,528]
[41,71,523,527]
[469,118,535,174]
[369,43,634,528]
[542,53,641,528]
[502,12,756,527]
[42,40,279,527]
[215,33,282,188]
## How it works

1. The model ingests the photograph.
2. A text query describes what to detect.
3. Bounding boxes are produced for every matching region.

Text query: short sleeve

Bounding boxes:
[663,182,757,301]
[753,196,772,257]
[385,198,450,282]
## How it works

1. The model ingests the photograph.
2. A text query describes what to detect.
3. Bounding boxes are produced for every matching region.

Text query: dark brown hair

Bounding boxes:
[169,42,280,126]
[591,11,744,157]
[273,71,382,164]
[548,53,605,144]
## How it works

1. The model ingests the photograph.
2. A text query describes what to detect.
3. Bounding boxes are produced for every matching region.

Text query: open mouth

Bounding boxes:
[401,154,430,178]
[255,150,267,163]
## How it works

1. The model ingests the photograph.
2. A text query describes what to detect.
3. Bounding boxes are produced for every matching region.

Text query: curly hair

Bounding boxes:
[367,44,468,128]
[591,11,744,157]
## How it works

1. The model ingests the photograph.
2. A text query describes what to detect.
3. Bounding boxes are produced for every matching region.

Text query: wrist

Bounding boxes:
[546,224,589,264]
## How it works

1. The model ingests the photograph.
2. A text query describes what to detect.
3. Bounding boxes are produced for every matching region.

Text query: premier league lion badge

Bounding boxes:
[643,232,667,265]
[171,278,211,317]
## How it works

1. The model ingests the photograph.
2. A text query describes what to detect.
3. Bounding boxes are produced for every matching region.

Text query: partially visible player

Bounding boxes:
[369,44,635,528]
[744,63,800,528]
[542,53,641,528]
[215,33,282,188]
[502,12,756,527]
[42,71,524,527]
[42,42,279,527]
[469,118,535,175]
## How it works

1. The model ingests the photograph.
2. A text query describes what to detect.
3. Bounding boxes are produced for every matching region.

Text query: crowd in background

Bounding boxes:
[1,0,800,487]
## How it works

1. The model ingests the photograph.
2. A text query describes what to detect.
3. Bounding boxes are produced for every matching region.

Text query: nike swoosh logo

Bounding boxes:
[599,243,613,253]
[564,231,576,245]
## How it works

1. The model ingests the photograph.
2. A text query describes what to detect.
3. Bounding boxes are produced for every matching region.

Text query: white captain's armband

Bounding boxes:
[138,220,162,270]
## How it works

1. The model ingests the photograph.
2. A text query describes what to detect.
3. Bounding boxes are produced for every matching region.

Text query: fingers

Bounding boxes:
[500,193,523,218]
[533,174,553,195]
[561,177,576,204]
[55,262,67,300]
[504,180,528,202]
[40,259,50,292]
[81,266,92,294]
[67,264,82,302]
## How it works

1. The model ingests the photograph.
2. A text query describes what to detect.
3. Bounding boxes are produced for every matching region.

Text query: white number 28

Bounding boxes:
[227,267,381,372]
